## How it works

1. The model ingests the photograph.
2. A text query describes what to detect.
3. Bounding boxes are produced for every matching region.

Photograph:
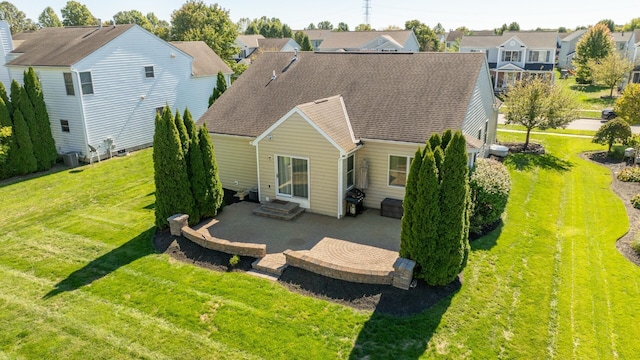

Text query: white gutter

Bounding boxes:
[72,69,91,159]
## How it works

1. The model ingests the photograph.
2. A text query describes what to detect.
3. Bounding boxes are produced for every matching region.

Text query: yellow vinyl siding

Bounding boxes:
[257,113,340,217]
[357,141,421,209]
[211,134,257,192]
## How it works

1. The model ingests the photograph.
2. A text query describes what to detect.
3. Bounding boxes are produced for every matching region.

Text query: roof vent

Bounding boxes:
[293,48,298,61]
[271,70,277,81]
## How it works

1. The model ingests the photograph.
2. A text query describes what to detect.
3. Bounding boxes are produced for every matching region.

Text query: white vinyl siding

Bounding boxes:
[463,60,495,156]
[211,134,257,192]
[256,112,339,217]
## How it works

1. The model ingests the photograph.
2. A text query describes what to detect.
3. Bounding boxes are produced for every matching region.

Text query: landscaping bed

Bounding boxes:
[584,151,640,267]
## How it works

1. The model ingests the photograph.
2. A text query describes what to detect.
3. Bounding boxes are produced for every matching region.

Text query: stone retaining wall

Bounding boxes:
[168,214,267,258]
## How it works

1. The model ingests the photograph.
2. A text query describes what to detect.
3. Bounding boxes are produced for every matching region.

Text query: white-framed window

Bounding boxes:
[388,155,413,187]
[60,119,70,132]
[145,66,155,78]
[79,71,93,95]
[484,119,489,143]
[63,73,74,95]
[619,42,625,50]
[528,50,550,62]
[477,128,482,140]
[502,50,520,62]
[346,154,355,189]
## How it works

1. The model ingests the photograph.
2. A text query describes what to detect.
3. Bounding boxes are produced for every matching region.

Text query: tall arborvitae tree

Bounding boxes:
[11,109,37,175]
[153,106,195,228]
[441,129,452,150]
[9,80,21,112]
[17,85,44,170]
[0,97,14,179]
[413,147,441,282]
[24,68,57,170]
[198,124,223,217]
[434,131,470,284]
[208,71,227,107]
[183,108,195,142]
[400,147,423,258]
[185,110,207,223]
[0,82,11,114]
[428,132,441,150]
[174,110,189,155]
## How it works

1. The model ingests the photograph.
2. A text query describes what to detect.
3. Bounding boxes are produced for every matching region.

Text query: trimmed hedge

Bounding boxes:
[632,194,640,209]
[469,158,511,235]
[617,167,640,183]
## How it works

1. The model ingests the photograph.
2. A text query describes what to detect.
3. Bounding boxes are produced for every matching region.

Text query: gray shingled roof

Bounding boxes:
[560,29,586,42]
[257,38,294,51]
[170,41,232,77]
[8,24,135,67]
[198,52,487,144]
[317,30,414,50]
[296,95,358,153]
[297,29,333,41]
[237,34,264,48]
[460,31,558,49]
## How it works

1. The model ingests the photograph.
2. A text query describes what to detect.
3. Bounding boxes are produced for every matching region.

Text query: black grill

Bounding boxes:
[345,188,365,217]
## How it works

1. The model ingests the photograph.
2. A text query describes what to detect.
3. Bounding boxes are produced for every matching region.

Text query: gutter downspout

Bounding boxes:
[72,69,91,160]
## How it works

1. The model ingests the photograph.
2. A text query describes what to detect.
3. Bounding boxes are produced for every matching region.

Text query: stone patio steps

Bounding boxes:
[246,269,280,281]
[251,253,288,276]
[253,200,305,221]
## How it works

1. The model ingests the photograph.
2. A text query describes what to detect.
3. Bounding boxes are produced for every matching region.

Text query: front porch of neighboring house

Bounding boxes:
[492,65,555,91]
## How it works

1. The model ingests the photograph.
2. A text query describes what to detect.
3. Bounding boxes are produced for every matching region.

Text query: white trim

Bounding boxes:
[361,137,423,147]
[337,156,343,219]
[209,132,255,140]
[274,154,310,209]
[72,69,91,157]
[255,142,262,203]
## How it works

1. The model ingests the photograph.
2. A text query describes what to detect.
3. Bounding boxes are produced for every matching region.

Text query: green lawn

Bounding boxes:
[555,75,618,112]
[1,135,639,359]
[498,124,597,137]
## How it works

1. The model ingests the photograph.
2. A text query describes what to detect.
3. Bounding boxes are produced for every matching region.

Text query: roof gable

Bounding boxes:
[199,52,489,144]
[253,95,358,154]
[8,24,136,67]
[317,30,413,51]
[461,31,558,49]
[170,41,232,76]
[236,34,264,48]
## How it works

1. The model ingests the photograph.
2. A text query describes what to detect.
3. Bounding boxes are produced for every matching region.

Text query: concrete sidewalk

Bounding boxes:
[196,201,401,254]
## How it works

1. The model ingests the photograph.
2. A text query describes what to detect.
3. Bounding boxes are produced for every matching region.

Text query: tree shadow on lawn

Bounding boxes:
[348,280,461,359]
[42,227,156,299]
[504,153,573,172]
[470,220,504,251]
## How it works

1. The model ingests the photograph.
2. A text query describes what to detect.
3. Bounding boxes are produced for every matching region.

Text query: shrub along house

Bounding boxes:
[0,22,232,160]
[197,52,498,218]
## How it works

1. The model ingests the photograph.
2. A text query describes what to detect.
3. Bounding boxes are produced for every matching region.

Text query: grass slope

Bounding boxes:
[1,134,639,359]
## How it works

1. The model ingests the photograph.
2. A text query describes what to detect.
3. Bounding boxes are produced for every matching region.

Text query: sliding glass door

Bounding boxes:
[276,156,309,200]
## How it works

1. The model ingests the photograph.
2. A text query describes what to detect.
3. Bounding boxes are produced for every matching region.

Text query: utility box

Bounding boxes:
[62,152,79,167]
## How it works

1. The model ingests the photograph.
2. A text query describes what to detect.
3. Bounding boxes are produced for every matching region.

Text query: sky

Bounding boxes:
[11,0,638,32]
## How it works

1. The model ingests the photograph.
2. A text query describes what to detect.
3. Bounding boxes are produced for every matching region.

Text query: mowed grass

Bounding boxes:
[1,134,640,359]
[498,124,597,137]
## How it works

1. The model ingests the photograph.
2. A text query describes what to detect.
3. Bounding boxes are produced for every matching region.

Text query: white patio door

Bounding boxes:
[276,155,309,207]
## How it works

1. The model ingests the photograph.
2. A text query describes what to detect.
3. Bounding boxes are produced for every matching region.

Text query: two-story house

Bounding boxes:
[0,21,232,160]
[557,30,586,69]
[315,30,420,52]
[460,31,559,91]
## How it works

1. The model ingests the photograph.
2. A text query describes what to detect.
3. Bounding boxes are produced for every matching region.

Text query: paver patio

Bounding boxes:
[196,201,401,254]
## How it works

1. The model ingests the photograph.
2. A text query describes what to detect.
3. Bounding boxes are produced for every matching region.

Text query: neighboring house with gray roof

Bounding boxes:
[460,31,559,91]
[316,30,419,52]
[296,30,333,49]
[0,21,231,159]
[234,35,300,63]
[197,52,498,218]
[557,29,586,69]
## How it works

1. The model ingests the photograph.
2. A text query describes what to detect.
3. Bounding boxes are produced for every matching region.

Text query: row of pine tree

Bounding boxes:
[0,68,58,179]
[400,130,471,286]
[153,105,223,228]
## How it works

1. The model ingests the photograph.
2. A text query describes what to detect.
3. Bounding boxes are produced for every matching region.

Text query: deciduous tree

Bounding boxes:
[614,83,640,124]
[573,23,614,83]
[317,21,333,30]
[588,52,634,97]
[598,19,615,32]
[355,24,372,31]
[198,124,223,217]
[405,19,441,51]
[592,118,632,152]
[623,17,640,31]
[171,1,238,61]
[504,78,579,149]
[61,1,97,26]
[335,22,349,32]
[113,10,152,32]
[0,1,37,33]
[0,97,13,178]
[38,6,62,27]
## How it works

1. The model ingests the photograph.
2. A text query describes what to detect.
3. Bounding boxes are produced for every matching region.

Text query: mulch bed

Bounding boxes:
[153,229,460,316]
[583,151,640,267]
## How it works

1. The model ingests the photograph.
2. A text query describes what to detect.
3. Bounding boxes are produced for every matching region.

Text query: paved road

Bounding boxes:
[498,114,640,134]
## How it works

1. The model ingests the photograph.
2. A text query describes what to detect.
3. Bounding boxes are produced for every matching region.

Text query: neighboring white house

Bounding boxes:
[557,29,586,69]
[234,34,264,62]
[0,22,231,159]
[460,31,559,91]
[295,30,333,50]
[234,35,301,64]
[629,30,640,84]
[315,30,420,52]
